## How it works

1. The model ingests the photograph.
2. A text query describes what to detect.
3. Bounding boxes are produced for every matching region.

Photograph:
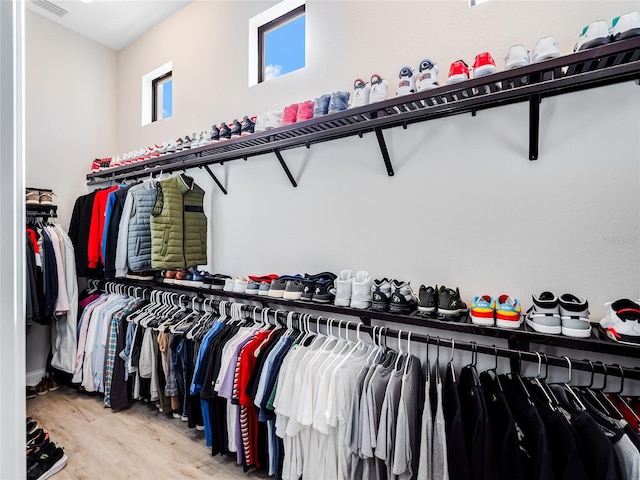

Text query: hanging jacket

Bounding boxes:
[125,181,158,272]
[150,174,207,269]
[68,190,99,277]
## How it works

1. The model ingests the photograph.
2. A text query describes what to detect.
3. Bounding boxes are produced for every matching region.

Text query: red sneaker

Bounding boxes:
[473,52,498,78]
[282,103,299,124]
[446,60,470,85]
[296,101,314,122]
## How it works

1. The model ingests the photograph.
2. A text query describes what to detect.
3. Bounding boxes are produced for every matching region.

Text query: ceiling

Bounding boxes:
[26,0,192,51]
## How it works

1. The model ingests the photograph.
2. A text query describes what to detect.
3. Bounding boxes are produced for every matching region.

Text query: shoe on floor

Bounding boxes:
[35,377,50,396]
[600,299,640,345]
[27,386,38,400]
[351,79,371,107]
[389,280,417,314]
[495,295,523,329]
[27,447,67,480]
[525,291,561,334]
[396,66,416,96]
[350,271,372,309]
[371,278,392,312]
[416,59,439,91]
[470,295,496,326]
[559,293,591,338]
[575,20,610,52]
[369,74,389,103]
[610,11,640,41]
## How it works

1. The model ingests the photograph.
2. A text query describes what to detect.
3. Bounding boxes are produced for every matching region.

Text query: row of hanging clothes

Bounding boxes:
[74,281,640,480]
[26,210,78,374]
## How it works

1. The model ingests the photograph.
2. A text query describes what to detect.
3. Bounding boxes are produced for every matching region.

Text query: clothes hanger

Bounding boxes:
[509,350,534,406]
[483,345,504,392]
[591,361,624,420]
[606,364,639,424]
[446,338,456,383]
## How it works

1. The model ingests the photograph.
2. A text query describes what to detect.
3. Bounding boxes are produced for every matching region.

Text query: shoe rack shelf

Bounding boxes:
[86,37,640,192]
[106,277,640,361]
[26,203,57,219]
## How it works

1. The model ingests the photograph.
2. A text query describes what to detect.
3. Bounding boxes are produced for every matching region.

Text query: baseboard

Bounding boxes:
[26,369,45,387]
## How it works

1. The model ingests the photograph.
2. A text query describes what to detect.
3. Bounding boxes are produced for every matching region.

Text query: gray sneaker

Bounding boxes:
[258,282,271,296]
[389,280,417,314]
[245,281,260,295]
[559,294,591,338]
[283,280,304,300]
[525,291,561,334]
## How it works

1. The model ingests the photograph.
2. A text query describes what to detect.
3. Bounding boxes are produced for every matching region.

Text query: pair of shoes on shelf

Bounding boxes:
[575,11,640,52]
[312,91,351,117]
[330,270,373,309]
[351,74,389,107]
[371,278,417,314]
[418,285,468,320]
[522,292,591,337]
[470,294,523,329]
[26,189,55,206]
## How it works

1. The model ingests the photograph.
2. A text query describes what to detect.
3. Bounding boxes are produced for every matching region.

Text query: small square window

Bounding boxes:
[152,72,172,122]
[258,4,305,83]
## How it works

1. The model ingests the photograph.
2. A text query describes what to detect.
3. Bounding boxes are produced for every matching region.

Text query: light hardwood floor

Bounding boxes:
[27,386,270,480]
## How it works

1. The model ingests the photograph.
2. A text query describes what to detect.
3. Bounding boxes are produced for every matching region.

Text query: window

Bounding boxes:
[152,71,172,121]
[248,0,305,86]
[141,61,172,126]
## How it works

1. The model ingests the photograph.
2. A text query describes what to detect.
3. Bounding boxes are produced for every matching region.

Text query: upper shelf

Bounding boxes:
[86,36,640,186]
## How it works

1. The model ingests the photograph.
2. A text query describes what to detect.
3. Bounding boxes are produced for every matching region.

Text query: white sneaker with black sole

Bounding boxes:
[575,20,610,52]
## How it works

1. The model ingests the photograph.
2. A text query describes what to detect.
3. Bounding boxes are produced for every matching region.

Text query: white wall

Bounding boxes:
[25,9,118,380]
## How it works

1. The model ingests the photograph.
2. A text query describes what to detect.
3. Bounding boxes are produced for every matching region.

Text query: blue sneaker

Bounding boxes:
[328,91,350,114]
[245,280,260,295]
[258,281,271,296]
[313,94,331,117]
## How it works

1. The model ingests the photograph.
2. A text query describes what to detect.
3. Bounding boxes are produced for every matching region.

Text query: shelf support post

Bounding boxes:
[529,94,541,161]
[375,128,395,177]
[273,149,298,188]
[203,165,228,195]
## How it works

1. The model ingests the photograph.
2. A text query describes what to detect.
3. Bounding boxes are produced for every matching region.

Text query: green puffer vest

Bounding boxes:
[150,174,208,269]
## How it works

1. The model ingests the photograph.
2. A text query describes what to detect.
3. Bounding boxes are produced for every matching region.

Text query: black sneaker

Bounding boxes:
[27,446,67,480]
[27,428,47,447]
[27,419,38,435]
[437,286,468,319]
[417,285,438,316]
[175,138,184,151]
[371,278,392,311]
[389,280,417,314]
[230,119,242,137]
[219,123,231,141]
[300,272,337,302]
[210,274,231,290]
[312,277,335,304]
[183,134,193,149]
[26,438,54,471]
[210,125,220,143]
[241,116,256,136]
[26,386,38,400]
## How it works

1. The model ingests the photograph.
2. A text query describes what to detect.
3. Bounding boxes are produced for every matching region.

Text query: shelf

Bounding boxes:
[86,37,640,190]
[105,277,640,360]
[26,203,57,218]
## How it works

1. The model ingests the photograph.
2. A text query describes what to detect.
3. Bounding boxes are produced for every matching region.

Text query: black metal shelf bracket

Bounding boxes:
[202,165,228,195]
[375,127,394,177]
[529,94,541,161]
[273,149,298,187]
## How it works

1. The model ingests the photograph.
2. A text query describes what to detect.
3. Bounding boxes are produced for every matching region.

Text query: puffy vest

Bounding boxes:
[150,174,208,269]
[126,181,158,272]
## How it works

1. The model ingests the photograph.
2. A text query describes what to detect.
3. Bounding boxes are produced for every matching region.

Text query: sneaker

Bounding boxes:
[247,273,279,283]
[470,295,496,326]
[575,20,610,52]
[371,278,392,311]
[312,277,335,304]
[245,280,260,295]
[258,281,272,296]
[417,285,438,315]
[230,119,243,137]
[254,114,267,133]
[210,274,230,291]
[26,189,40,205]
[48,376,61,392]
[265,109,283,129]
[296,101,314,122]
[240,116,256,136]
[268,277,290,298]
[472,52,498,78]
[447,60,470,84]
[26,386,38,400]
[282,103,299,124]
[532,36,561,63]
[328,91,350,114]
[559,293,591,338]
[495,295,523,329]
[90,159,102,173]
[210,125,220,143]
[369,74,389,103]
[610,11,640,41]
[283,279,305,300]
[27,439,56,472]
[39,191,55,205]
[183,134,193,149]
[350,271,373,309]
[223,277,235,292]
[233,276,248,293]
[219,123,232,140]
[416,59,439,91]
[600,299,640,345]
[175,137,184,151]
[173,269,187,285]
[35,377,50,396]
[437,286,468,319]
[27,419,39,435]
[27,446,67,480]
[300,272,336,302]
[389,280,417,314]
[185,269,205,288]
[504,44,530,70]
[332,270,354,307]
[396,66,416,96]
[351,79,371,107]
[525,291,561,334]
[313,94,331,117]
[163,270,177,284]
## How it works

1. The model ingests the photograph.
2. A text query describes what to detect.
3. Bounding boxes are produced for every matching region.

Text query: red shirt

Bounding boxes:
[87,186,118,268]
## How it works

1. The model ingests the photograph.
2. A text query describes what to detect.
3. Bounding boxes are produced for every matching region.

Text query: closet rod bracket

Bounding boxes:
[202,165,228,195]
[273,149,298,188]
[529,94,541,161]
[374,127,395,177]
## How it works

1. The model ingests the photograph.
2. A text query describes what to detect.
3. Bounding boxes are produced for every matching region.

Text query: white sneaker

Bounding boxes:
[265,109,283,130]
[532,36,561,63]
[396,66,416,96]
[233,276,248,293]
[223,278,234,292]
[351,79,371,107]
[610,11,640,41]
[254,114,267,133]
[415,59,439,92]
[504,44,530,70]
[575,20,610,52]
[369,74,389,103]
[331,270,353,307]
[350,271,372,309]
